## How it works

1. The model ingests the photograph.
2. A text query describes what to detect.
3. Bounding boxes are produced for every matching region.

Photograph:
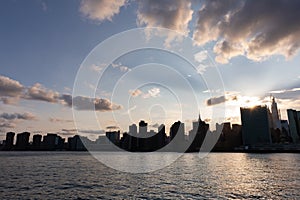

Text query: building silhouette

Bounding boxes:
[271,97,281,130]
[4,132,15,150]
[187,114,209,152]
[106,130,120,146]
[287,109,300,143]
[68,135,87,151]
[139,120,148,135]
[240,106,272,146]
[43,133,65,150]
[32,134,42,150]
[169,121,186,152]
[15,132,30,150]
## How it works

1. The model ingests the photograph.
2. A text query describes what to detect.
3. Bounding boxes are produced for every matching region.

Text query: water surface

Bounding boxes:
[0,152,299,199]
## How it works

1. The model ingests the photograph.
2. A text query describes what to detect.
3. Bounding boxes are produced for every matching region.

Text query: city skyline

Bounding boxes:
[1,96,299,146]
[1,0,300,141]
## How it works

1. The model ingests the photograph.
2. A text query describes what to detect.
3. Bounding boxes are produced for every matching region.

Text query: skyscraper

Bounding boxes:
[271,97,281,130]
[188,114,209,152]
[32,134,42,149]
[139,120,148,135]
[4,132,15,150]
[240,106,272,146]
[129,124,137,136]
[16,132,30,150]
[169,121,186,152]
[287,109,300,143]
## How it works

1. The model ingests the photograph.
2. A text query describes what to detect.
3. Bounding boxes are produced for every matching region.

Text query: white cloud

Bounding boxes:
[143,87,160,99]
[111,63,131,72]
[194,50,208,63]
[129,89,142,97]
[79,0,126,22]
[129,87,161,99]
[90,64,106,72]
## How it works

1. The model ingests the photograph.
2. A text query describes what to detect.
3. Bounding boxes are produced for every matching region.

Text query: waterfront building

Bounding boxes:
[16,132,30,150]
[271,97,281,130]
[4,132,15,150]
[240,106,272,146]
[32,134,42,149]
[287,109,300,143]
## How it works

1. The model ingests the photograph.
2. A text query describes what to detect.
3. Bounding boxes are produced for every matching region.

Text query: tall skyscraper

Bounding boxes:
[240,106,272,146]
[287,109,300,143]
[169,121,185,152]
[106,130,120,144]
[139,120,148,135]
[4,132,15,150]
[32,134,42,149]
[271,97,281,130]
[129,124,137,136]
[188,114,209,152]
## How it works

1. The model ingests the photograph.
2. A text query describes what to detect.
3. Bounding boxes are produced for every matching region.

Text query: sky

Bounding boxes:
[1,0,300,140]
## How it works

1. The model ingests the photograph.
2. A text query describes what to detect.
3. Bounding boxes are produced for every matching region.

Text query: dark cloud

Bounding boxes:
[0,75,123,112]
[150,123,160,128]
[0,112,36,120]
[193,0,300,63]
[206,96,226,106]
[106,126,119,130]
[269,87,300,100]
[0,112,36,131]
[78,129,105,135]
[137,0,193,46]
[49,118,73,123]
[62,94,123,111]
[137,0,193,31]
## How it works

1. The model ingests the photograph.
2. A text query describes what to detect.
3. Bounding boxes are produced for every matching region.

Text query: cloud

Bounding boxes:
[194,50,208,63]
[0,97,19,105]
[0,75,123,112]
[0,112,36,120]
[0,75,24,97]
[193,0,300,63]
[129,89,142,97]
[129,88,161,99]
[270,87,300,94]
[206,96,226,106]
[0,120,16,129]
[0,112,36,130]
[90,64,106,72]
[78,129,105,135]
[143,87,160,99]
[61,94,123,111]
[24,83,59,103]
[106,125,119,130]
[206,93,238,106]
[150,123,160,128]
[137,0,193,46]
[269,87,300,100]
[79,0,126,22]
[49,118,73,123]
[111,63,131,72]
[56,128,78,136]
